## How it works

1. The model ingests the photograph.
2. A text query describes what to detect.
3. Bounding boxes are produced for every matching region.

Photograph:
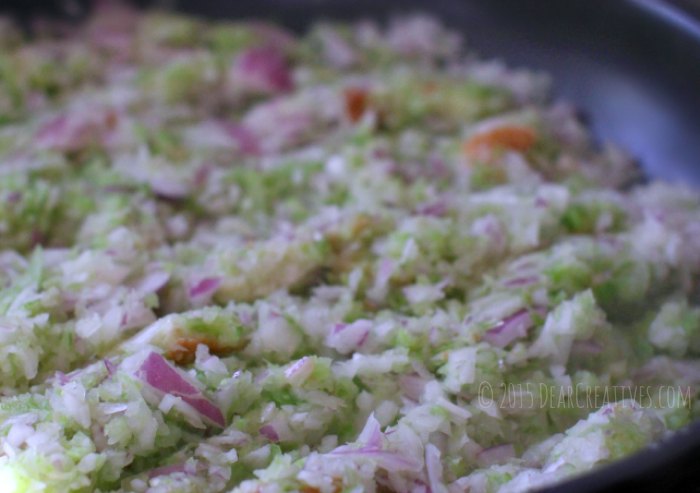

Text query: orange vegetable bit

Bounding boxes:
[422,81,439,94]
[300,487,321,493]
[343,86,370,123]
[166,337,247,365]
[104,108,119,130]
[300,478,342,493]
[463,125,537,159]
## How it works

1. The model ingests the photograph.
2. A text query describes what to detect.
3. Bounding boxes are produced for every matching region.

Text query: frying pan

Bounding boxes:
[3,1,700,491]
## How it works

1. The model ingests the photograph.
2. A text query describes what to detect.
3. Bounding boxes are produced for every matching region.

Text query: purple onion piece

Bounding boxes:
[188,277,222,299]
[148,463,188,480]
[137,352,225,428]
[259,424,280,443]
[483,309,535,348]
[477,444,515,466]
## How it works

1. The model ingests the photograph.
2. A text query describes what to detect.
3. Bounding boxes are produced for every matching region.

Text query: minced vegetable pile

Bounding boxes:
[1,3,700,493]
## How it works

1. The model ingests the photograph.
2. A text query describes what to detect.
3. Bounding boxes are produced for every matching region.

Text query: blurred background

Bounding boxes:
[2,0,700,185]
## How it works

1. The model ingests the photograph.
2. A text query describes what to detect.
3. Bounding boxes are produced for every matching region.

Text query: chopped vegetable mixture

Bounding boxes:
[1,3,700,493]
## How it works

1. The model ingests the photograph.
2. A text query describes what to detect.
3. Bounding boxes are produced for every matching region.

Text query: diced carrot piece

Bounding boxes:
[166,337,246,365]
[422,81,439,94]
[344,87,369,123]
[105,109,119,130]
[464,125,537,158]
[301,480,343,493]
[300,487,320,493]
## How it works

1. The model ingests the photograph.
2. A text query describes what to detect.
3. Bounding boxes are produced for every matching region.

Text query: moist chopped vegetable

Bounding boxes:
[0,3,699,493]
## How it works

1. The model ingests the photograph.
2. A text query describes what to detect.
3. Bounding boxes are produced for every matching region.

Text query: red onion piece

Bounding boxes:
[483,310,532,348]
[572,339,603,355]
[357,413,382,449]
[55,371,70,385]
[672,361,700,382]
[137,352,225,428]
[327,319,372,354]
[36,109,119,152]
[242,101,315,153]
[36,115,83,151]
[136,271,170,297]
[471,215,506,251]
[193,164,213,188]
[103,359,117,376]
[634,358,700,384]
[378,259,395,279]
[150,178,189,200]
[259,424,280,443]
[329,414,421,471]
[328,448,421,471]
[284,356,315,383]
[188,277,222,299]
[477,444,515,466]
[221,123,261,156]
[503,275,540,288]
[399,374,426,401]
[428,156,451,179]
[416,201,448,217]
[425,444,447,493]
[230,46,293,95]
[6,191,22,204]
[92,31,132,54]
[148,463,188,480]
[318,27,357,68]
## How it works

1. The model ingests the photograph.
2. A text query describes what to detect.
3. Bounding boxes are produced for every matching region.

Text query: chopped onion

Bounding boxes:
[425,444,448,493]
[55,371,70,385]
[100,403,129,415]
[284,356,315,385]
[399,374,426,401]
[259,424,280,443]
[326,319,372,354]
[6,191,22,204]
[356,412,383,449]
[416,201,448,217]
[483,309,543,348]
[377,259,395,286]
[477,444,515,467]
[36,109,118,152]
[148,463,188,479]
[137,352,225,428]
[36,115,87,152]
[318,27,357,68]
[135,271,170,297]
[328,448,421,472]
[103,359,117,376]
[188,277,222,300]
[471,215,506,252]
[572,339,603,355]
[150,177,190,200]
[402,282,448,305]
[221,123,261,156]
[328,414,421,472]
[503,275,540,288]
[634,358,700,384]
[230,46,293,95]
